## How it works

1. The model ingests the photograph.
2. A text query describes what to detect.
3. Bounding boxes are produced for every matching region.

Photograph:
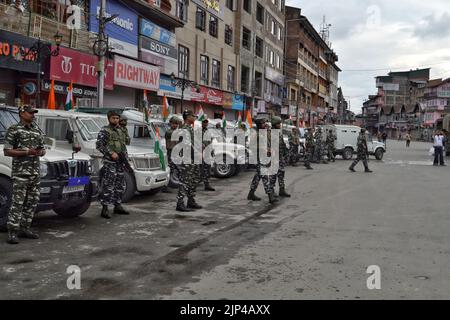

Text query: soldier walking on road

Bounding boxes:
[349,128,373,173]
[271,117,291,198]
[3,105,45,244]
[201,118,215,191]
[96,111,130,219]
[247,118,278,204]
[176,110,203,212]
[304,129,314,170]
[326,129,336,162]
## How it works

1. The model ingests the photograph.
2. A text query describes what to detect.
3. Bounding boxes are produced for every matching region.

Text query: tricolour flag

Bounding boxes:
[154,126,166,171]
[64,81,74,111]
[47,79,56,110]
[197,106,206,122]
[246,111,253,129]
[221,111,227,128]
[162,94,169,121]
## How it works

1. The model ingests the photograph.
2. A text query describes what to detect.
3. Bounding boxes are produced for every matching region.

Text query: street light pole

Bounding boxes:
[170,72,200,113]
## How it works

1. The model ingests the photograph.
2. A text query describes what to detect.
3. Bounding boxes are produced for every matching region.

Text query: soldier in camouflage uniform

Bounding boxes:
[119,115,131,146]
[96,110,130,219]
[326,129,336,162]
[247,118,278,204]
[201,118,215,191]
[289,127,300,166]
[304,129,314,170]
[165,116,180,189]
[349,128,373,173]
[271,117,291,198]
[176,110,203,212]
[4,105,45,244]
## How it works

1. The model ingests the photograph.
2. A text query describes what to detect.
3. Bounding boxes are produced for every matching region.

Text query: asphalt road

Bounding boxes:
[1,140,449,300]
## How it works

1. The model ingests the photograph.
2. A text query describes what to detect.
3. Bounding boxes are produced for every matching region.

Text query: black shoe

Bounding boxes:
[365,169,373,173]
[247,190,261,201]
[279,188,291,198]
[268,193,279,204]
[101,206,112,219]
[18,229,39,239]
[176,201,193,212]
[349,167,356,172]
[187,198,203,210]
[7,231,19,244]
[204,183,216,192]
[161,186,172,193]
[114,204,130,215]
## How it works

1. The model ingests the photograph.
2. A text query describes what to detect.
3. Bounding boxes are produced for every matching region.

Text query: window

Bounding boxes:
[255,37,263,58]
[196,7,206,31]
[242,27,251,50]
[270,50,274,66]
[200,55,209,85]
[271,20,275,35]
[45,119,69,141]
[209,15,218,37]
[178,45,189,78]
[273,23,278,37]
[243,0,251,13]
[226,0,233,10]
[225,25,233,46]
[256,3,264,24]
[278,27,282,40]
[227,65,235,91]
[212,59,221,88]
[241,65,250,93]
[276,54,280,69]
[176,0,188,21]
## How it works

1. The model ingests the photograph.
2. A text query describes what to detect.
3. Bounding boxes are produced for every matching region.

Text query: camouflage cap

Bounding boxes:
[271,116,282,126]
[169,116,179,124]
[18,105,38,114]
[182,109,196,119]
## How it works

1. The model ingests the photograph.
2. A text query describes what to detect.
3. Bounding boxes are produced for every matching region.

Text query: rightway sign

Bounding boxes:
[114,55,160,91]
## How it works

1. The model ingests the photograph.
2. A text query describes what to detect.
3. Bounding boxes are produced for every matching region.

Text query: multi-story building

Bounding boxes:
[337,87,348,123]
[284,6,339,127]
[423,78,450,127]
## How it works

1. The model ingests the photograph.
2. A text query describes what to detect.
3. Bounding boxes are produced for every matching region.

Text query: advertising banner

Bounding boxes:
[114,55,160,91]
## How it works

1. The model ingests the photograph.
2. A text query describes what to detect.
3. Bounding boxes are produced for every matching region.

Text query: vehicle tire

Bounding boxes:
[213,156,236,178]
[343,147,353,160]
[54,201,90,218]
[375,149,384,161]
[140,187,162,196]
[0,177,12,232]
[121,171,136,203]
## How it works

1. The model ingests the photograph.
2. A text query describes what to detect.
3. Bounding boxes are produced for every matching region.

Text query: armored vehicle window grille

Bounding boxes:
[0,110,19,141]
[133,157,161,171]
[49,160,89,178]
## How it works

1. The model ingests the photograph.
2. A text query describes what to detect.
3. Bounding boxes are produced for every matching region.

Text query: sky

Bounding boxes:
[285,0,450,113]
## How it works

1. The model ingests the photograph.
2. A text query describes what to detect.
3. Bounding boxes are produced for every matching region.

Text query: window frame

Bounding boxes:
[242,27,251,51]
[256,3,264,24]
[225,24,233,46]
[200,55,209,85]
[211,59,221,88]
[209,15,219,38]
[243,0,251,13]
[178,44,189,79]
[255,36,263,58]
[195,6,206,31]
[227,65,235,91]
[176,0,188,22]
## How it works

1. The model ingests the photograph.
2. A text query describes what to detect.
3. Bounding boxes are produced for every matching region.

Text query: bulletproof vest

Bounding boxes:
[104,125,127,153]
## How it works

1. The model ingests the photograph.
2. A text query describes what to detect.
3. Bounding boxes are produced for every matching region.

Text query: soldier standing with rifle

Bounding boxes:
[349,128,373,173]
[326,129,336,162]
[4,105,45,244]
[96,110,130,219]
[304,129,314,170]
[289,127,300,166]
[271,117,291,198]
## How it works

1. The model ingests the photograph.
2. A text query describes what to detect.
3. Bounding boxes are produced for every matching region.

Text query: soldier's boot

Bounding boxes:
[204,183,216,192]
[161,186,172,193]
[187,198,203,210]
[305,163,313,170]
[18,229,39,239]
[101,205,112,219]
[363,160,373,173]
[279,187,291,198]
[176,200,193,212]
[268,193,279,204]
[114,204,130,215]
[247,190,261,201]
[6,231,19,245]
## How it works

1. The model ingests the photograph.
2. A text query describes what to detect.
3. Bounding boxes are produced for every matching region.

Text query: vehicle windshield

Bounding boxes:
[151,122,168,138]
[76,118,104,141]
[0,110,19,142]
[130,124,155,148]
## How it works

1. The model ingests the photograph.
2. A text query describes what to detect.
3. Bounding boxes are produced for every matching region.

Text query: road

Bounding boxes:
[1,140,449,300]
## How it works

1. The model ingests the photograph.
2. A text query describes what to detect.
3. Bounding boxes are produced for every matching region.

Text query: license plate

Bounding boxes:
[67,176,90,187]
[62,185,85,194]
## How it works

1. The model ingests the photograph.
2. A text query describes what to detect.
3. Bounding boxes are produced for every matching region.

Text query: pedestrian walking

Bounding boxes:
[326,129,336,162]
[405,132,412,148]
[349,128,373,173]
[201,118,216,191]
[433,131,445,166]
[247,118,278,204]
[271,117,291,198]
[304,129,314,170]
[176,110,203,212]
[96,111,130,219]
[3,105,45,244]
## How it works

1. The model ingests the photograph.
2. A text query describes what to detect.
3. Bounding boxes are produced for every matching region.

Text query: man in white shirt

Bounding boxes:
[433,131,445,166]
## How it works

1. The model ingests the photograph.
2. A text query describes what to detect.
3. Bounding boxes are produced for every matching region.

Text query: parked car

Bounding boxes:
[35,109,170,203]
[0,106,99,230]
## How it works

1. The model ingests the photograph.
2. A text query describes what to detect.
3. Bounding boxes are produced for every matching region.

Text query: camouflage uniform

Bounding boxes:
[289,129,300,164]
[4,122,44,232]
[176,123,197,202]
[272,129,288,189]
[96,124,128,206]
[313,128,323,163]
[326,130,336,162]
[350,131,371,172]
[249,127,275,196]
[304,131,314,169]
[201,126,212,186]
[165,127,179,183]
[120,126,131,146]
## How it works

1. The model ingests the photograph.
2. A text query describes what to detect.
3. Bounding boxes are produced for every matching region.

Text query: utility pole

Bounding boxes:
[96,0,106,109]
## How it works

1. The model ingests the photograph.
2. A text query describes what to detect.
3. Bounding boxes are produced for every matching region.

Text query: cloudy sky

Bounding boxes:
[286,0,450,113]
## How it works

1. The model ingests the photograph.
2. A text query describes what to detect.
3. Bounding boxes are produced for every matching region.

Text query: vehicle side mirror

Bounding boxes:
[66,129,74,144]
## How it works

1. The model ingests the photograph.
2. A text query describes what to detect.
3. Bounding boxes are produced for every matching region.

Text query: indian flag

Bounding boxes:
[197,106,206,122]
[237,111,242,128]
[64,82,74,111]
[143,89,149,122]
[154,126,166,171]
[162,94,169,121]
[221,112,227,128]
[246,111,253,129]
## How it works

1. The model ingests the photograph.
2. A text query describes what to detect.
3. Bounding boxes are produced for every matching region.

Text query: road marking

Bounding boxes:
[384,160,434,166]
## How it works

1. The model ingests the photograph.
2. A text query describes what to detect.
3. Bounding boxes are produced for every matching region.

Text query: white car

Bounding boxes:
[35,109,170,203]
[0,106,99,230]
